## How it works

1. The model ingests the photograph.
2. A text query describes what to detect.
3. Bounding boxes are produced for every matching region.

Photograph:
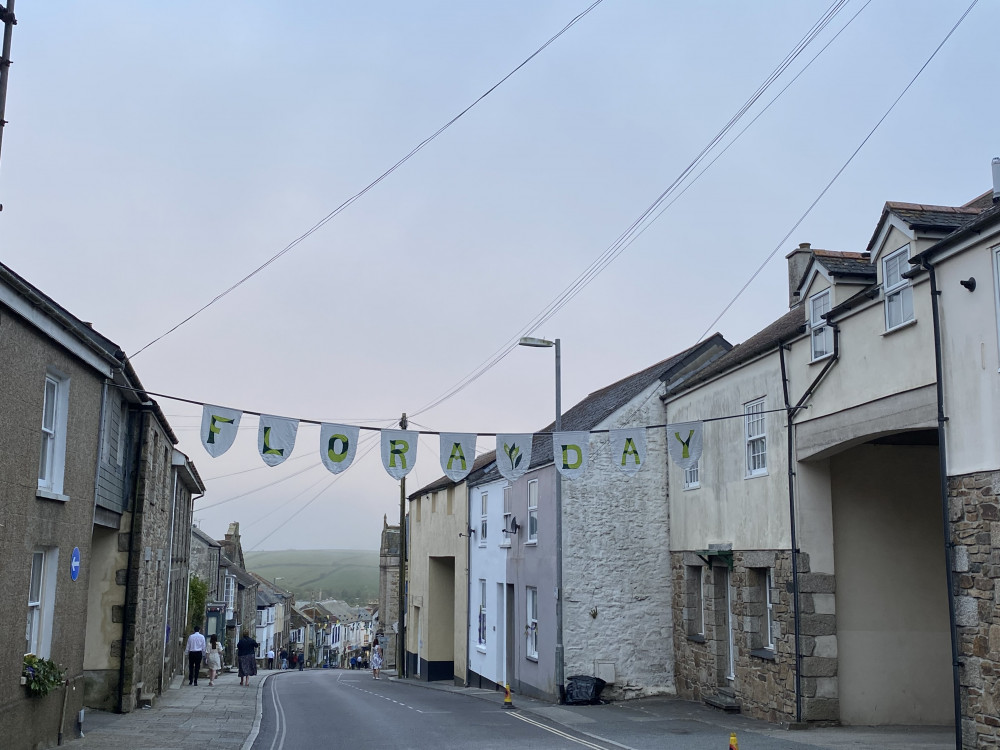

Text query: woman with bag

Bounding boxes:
[206,633,224,686]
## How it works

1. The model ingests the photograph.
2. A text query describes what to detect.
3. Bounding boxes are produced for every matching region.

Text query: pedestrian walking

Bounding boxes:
[298,651,305,671]
[206,633,224,686]
[280,648,288,670]
[371,637,383,680]
[267,648,275,670]
[236,630,259,687]
[184,625,206,686]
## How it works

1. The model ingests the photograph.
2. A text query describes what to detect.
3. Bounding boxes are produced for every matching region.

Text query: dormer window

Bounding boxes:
[884,245,914,331]
[810,289,832,360]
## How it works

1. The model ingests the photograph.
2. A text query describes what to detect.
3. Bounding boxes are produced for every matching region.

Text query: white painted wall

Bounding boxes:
[467,475,509,687]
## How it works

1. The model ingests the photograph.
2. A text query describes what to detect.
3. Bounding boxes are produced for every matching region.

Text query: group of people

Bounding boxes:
[183,626,274,687]
[278,648,306,670]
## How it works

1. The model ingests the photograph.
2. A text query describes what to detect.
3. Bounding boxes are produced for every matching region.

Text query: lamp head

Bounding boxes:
[518,336,554,348]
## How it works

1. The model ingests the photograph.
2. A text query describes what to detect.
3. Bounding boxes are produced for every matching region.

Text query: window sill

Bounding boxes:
[524,540,537,547]
[883,318,917,336]
[526,655,538,663]
[750,647,776,661]
[499,541,511,549]
[809,352,834,365]
[683,485,700,491]
[36,489,69,503]
[687,633,706,643]
[476,645,487,654]
[744,471,768,480]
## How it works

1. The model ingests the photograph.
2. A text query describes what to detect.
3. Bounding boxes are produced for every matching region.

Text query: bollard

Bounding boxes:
[502,683,515,709]
[729,732,738,750]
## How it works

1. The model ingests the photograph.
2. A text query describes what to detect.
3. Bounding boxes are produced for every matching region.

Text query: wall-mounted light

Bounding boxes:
[960,277,977,292]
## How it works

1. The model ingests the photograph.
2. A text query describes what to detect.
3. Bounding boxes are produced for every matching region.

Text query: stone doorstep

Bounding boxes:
[704,692,742,713]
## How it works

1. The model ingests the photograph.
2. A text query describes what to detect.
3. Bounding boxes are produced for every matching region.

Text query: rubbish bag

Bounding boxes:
[564,675,607,705]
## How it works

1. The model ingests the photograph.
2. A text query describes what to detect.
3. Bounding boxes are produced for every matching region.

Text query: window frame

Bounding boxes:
[883,245,914,331]
[477,579,487,647]
[684,460,700,490]
[765,568,776,651]
[527,479,538,543]
[38,371,70,499]
[526,586,538,659]
[686,565,704,638]
[501,485,512,548]
[809,289,833,361]
[479,492,488,546]
[26,548,58,658]
[744,398,767,477]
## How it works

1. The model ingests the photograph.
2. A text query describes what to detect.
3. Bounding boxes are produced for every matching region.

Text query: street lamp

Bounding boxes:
[517,335,564,704]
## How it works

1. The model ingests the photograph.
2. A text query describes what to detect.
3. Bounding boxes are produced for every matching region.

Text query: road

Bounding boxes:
[252,669,617,750]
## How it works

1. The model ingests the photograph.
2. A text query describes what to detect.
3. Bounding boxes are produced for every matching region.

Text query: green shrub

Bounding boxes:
[22,655,64,697]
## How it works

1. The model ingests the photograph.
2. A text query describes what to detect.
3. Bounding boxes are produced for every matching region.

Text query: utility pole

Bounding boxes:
[0,0,16,207]
[397,412,407,678]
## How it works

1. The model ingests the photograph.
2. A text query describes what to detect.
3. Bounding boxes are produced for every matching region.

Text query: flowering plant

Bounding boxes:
[22,654,64,697]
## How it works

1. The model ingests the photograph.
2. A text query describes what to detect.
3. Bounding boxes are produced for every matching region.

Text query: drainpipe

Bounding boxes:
[910,258,962,750]
[159,467,178,691]
[465,485,472,688]
[779,321,840,725]
[117,407,149,713]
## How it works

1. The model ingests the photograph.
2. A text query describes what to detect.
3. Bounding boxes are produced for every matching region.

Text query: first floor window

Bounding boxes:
[526,587,538,659]
[480,492,488,544]
[38,372,69,495]
[527,480,539,542]
[684,461,700,490]
[884,245,914,330]
[502,486,512,545]
[745,399,767,476]
[810,289,833,359]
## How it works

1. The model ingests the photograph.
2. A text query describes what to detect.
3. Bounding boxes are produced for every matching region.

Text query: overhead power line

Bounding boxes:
[129,1,605,360]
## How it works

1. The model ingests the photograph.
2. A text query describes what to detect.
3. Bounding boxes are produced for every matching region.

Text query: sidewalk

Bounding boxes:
[65,670,267,750]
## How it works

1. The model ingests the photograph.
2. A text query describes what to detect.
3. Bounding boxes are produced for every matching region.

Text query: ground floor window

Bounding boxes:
[526,587,538,659]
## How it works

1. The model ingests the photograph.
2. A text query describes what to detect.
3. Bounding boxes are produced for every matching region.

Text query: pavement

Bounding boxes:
[63,667,957,750]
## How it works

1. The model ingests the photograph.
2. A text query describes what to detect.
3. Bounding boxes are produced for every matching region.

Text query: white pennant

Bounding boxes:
[496,434,533,481]
[381,429,418,480]
[610,427,647,476]
[319,423,360,474]
[552,431,589,479]
[257,415,298,467]
[440,433,477,482]
[667,421,703,470]
[200,405,242,458]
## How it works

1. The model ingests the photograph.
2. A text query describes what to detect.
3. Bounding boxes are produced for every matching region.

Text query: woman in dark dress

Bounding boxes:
[237,630,259,686]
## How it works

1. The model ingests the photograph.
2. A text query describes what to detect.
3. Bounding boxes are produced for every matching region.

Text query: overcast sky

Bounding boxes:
[2,1,995,551]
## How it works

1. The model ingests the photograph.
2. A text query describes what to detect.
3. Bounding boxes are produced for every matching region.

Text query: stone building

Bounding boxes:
[377,516,401,670]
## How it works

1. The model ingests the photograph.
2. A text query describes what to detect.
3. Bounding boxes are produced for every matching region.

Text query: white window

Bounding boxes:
[477,579,487,646]
[502,486,512,546]
[224,574,236,619]
[810,289,833,360]
[527,480,538,542]
[884,245,914,330]
[479,492,488,545]
[526,587,538,659]
[26,548,58,657]
[684,461,700,490]
[745,399,767,477]
[38,372,70,498]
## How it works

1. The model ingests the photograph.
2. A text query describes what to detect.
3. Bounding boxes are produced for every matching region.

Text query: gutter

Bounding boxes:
[905,258,962,750]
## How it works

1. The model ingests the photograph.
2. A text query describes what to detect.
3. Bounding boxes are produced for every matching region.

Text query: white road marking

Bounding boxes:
[508,712,618,750]
[266,679,288,750]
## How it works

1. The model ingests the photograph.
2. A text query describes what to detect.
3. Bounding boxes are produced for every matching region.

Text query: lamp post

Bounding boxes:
[518,335,564,703]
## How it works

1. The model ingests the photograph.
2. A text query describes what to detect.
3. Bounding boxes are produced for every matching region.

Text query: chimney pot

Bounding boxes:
[992,157,1000,203]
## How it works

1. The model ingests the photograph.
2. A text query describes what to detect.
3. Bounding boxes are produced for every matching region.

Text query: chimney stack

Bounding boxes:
[993,157,1000,203]
[786,242,813,309]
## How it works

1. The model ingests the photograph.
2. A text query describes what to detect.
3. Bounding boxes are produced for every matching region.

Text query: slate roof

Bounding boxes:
[220,555,258,587]
[417,335,733,493]
[911,199,1000,262]
[665,307,806,397]
[865,193,992,255]
[811,250,874,280]
[191,525,222,548]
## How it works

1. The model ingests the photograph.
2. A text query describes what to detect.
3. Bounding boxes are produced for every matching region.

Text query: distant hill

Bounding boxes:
[244,549,378,605]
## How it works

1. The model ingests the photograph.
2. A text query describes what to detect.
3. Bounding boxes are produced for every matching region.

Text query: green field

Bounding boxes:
[244,549,378,605]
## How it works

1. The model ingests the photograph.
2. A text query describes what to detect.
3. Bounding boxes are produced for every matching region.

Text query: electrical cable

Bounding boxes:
[128,1,605,361]
[695,0,980,343]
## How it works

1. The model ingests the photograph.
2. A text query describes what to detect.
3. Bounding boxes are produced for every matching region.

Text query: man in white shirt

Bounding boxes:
[184,625,207,686]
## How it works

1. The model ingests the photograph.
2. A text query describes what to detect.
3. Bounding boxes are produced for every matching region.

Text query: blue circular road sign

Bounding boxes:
[71,547,81,581]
